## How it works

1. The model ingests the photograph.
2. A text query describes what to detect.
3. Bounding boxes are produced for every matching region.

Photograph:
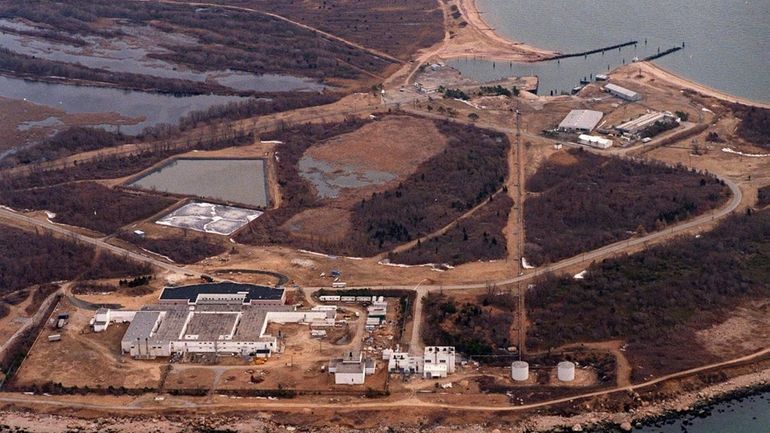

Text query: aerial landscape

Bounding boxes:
[0,0,768,432]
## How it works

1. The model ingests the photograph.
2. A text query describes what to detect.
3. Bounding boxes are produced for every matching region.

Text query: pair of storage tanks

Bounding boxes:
[511,360,575,382]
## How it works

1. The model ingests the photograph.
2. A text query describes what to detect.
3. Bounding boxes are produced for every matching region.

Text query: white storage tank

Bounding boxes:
[511,361,529,381]
[557,361,575,382]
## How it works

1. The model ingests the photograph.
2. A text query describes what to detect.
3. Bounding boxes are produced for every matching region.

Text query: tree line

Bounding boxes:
[237,117,510,257]
[0,226,151,296]
[0,0,392,81]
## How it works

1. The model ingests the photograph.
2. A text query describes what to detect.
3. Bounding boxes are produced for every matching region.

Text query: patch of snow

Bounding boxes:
[701,107,713,113]
[139,247,175,263]
[261,140,283,144]
[721,147,769,158]
[299,249,338,259]
[574,270,588,280]
[521,257,535,269]
[44,210,57,219]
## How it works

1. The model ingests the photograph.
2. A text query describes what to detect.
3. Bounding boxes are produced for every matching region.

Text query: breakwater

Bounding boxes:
[550,40,637,60]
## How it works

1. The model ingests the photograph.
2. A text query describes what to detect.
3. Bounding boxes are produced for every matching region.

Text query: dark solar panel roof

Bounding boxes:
[160,282,283,303]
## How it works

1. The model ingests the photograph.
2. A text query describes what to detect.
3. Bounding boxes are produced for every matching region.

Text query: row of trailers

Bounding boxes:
[319,295,385,304]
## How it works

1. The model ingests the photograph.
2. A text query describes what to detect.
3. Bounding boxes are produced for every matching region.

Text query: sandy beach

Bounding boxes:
[636,62,770,109]
[429,0,556,63]
[456,0,770,109]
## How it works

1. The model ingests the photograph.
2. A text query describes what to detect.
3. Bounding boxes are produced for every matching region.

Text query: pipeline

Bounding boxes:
[549,40,638,60]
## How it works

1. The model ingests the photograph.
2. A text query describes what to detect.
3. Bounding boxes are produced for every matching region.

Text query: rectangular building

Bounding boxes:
[615,111,676,137]
[578,134,613,149]
[159,282,285,306]
[99,302,332,359]
[329,351,376,385]
[557,110,604,132]
[604,83,641,101]
[423,346,456,378]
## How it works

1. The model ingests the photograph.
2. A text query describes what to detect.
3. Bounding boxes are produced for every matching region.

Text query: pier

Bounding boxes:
[549,41,638,61]
[643,46,683,62]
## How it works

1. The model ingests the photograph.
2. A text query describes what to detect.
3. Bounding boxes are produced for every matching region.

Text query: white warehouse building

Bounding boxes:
[604,83,641,101]
[94,283,332,359]
[578,134,613,149]
[557,109,604,133]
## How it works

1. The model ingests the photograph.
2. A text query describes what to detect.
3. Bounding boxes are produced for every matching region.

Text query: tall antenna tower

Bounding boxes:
[513,99,524,362]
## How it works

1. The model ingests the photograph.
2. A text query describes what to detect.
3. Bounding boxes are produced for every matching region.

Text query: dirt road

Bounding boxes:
[1,344,767,414]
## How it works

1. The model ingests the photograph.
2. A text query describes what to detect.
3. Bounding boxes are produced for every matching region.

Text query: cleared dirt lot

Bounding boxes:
[13,300,163,389]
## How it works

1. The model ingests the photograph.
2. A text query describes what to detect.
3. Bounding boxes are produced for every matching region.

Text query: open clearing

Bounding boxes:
[13,300,163,389]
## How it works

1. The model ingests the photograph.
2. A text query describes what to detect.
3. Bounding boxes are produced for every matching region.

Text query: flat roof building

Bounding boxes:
[423,346,456,378]
[94,302,333,359]
[604,83,641,101]
[578,134,613,149]
[329,351,376,385]
[615,111,676,136]
[159,282,285,306]
[557,110,604,132]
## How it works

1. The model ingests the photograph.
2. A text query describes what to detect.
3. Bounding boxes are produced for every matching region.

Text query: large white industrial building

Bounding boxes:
[92,283,332,359]
[557,110,604,133]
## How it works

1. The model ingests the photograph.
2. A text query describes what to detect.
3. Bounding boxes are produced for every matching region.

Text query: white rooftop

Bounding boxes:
[558,110,604,131]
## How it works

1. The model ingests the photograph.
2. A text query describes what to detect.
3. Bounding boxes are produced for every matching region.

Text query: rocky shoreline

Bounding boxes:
[527,366,770,432]
[0,366,768,432]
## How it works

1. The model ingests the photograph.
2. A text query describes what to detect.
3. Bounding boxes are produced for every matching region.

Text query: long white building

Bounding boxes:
[93,283,332,359]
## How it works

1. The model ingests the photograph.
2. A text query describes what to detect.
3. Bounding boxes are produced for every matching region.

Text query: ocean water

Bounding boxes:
[586,390,770,432]
[467,0,769,103]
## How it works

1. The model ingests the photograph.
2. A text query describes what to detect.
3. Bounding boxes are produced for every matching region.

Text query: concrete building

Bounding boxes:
[557,110,604,132]
[93,283,331,359]
[422,346,456,378]
[328,351,376,385]
[604,83,641,101]
[387,352,421,374]
[578,134,613,149]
